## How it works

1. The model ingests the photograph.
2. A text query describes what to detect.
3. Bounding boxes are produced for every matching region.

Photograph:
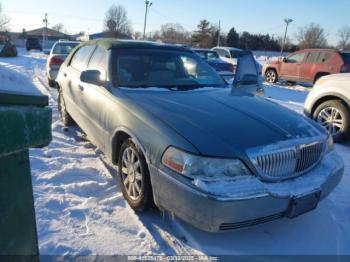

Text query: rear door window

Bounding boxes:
[305,52,320,63]
[70,45,96,72]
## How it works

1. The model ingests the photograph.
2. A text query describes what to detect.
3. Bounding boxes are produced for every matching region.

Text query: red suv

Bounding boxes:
[263,49,350,84]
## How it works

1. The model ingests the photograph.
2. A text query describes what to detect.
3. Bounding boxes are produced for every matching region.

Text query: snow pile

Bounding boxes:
[0,63,41,95]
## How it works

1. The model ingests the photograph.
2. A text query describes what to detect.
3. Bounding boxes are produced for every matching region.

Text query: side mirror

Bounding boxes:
[80,70,104,86]
[282,57,287,63]
[225,55,231,58]
[44,50,50,55]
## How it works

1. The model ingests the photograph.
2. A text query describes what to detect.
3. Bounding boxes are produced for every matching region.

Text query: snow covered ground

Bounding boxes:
[0,49,349,256]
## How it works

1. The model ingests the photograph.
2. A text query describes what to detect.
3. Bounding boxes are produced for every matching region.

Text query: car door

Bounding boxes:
[299,51,320,82]
[280,52,307,81]
[232,50,263,96]
[64,45,96,129]
[78,46,111,151]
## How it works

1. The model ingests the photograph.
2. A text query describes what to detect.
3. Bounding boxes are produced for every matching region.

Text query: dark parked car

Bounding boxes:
[56,39,343,232]
[0,39,17,57]
[26,38,42,51]
[193,48,234,79]
[263,49,350,84]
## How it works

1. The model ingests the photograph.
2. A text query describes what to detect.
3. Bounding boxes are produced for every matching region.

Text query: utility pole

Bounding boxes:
[43,13,48,50]
[280,18,293,58]
[143,1,152,40]
[217,20,221,47]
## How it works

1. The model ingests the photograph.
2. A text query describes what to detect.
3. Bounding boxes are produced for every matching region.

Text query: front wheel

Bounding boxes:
[314,100,349,142]
[118,139,153,211]
[265,69,278,83]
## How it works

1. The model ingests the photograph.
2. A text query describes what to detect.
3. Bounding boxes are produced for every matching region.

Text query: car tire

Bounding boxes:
[265,69,278,83]
[313,100,350,142]
[48,79,56,88]
[118,139,153,212]
[58,88,75,126]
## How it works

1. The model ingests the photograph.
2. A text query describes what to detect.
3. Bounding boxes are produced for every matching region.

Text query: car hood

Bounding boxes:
[121,88,325,157]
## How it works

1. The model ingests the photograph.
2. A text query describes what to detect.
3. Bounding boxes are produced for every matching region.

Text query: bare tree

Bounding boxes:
[104,5,132,36]
[52,23,66,34]
[297,23,328,49]
[338,26,350,50]
[159,23,190,44]
[0,3,10,31]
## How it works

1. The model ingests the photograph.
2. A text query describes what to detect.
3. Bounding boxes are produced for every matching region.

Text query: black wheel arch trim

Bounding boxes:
[111,126,151,166]
[311,92,350,117]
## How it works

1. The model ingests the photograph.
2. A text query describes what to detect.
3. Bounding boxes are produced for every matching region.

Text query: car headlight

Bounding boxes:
[161,147,252,180]
[325,135,334,153]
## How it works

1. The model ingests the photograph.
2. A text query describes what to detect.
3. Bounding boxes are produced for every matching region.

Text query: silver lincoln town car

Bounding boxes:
[55,39,344,232]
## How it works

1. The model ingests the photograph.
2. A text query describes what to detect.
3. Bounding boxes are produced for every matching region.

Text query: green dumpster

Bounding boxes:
[0,90,52,258]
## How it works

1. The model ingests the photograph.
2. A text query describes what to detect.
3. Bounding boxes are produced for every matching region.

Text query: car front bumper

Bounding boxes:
[151,150,344,232]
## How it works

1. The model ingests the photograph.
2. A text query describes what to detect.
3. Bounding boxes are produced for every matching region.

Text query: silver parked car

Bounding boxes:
[56,39,343,232]
[46,40,79,87]
[305,73,350,142]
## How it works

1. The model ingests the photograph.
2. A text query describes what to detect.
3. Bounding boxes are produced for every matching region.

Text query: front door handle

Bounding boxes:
[79,85,84,91]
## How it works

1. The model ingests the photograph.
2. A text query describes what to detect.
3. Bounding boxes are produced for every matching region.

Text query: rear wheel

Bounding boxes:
[118,139,153,211]
[58,88,75,126]
[314,100,349,142]
[265,69,278,83]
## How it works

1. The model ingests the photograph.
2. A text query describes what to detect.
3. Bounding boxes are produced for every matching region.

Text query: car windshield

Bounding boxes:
[53,42,79,55]
[341,52,350,64]
[230,50,242,59]
[115,49,226,90]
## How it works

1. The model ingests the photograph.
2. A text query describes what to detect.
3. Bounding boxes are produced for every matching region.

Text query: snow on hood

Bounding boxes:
[193,151,343,200]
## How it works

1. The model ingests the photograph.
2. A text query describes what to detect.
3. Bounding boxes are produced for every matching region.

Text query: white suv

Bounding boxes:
[211,46,242,67]
[305,73,350,142]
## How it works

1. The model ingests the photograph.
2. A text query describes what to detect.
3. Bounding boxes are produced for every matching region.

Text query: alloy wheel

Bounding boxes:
[317,107,345,136]
[265,70,276,83]
[121,147,143,201]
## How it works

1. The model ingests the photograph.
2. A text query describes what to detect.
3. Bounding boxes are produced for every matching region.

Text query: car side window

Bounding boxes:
[70,45,96,72]
[305,52,320,63]
[88,46,108,72]
[318,52,332,63]
[286,53,306,63]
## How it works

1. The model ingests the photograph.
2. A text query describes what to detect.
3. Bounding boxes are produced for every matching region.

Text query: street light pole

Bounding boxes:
[42,13,48,51]
[217,20,221,47]
[143,1,152,40]
[280,18,293,58]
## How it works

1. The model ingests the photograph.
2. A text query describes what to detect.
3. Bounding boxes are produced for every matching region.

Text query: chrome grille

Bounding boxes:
[251,141,324,181]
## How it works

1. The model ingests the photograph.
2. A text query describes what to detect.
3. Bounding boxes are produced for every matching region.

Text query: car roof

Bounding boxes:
[79,38,192,52]
[300,49,338,53]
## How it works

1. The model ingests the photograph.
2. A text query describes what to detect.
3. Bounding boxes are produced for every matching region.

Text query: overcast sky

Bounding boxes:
[2,0,349,45]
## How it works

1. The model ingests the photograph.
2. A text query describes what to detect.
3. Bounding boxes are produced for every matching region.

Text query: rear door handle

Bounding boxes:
[79,85,84,91]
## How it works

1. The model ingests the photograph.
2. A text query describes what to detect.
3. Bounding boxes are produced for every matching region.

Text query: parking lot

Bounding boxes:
[0,49,349,256]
